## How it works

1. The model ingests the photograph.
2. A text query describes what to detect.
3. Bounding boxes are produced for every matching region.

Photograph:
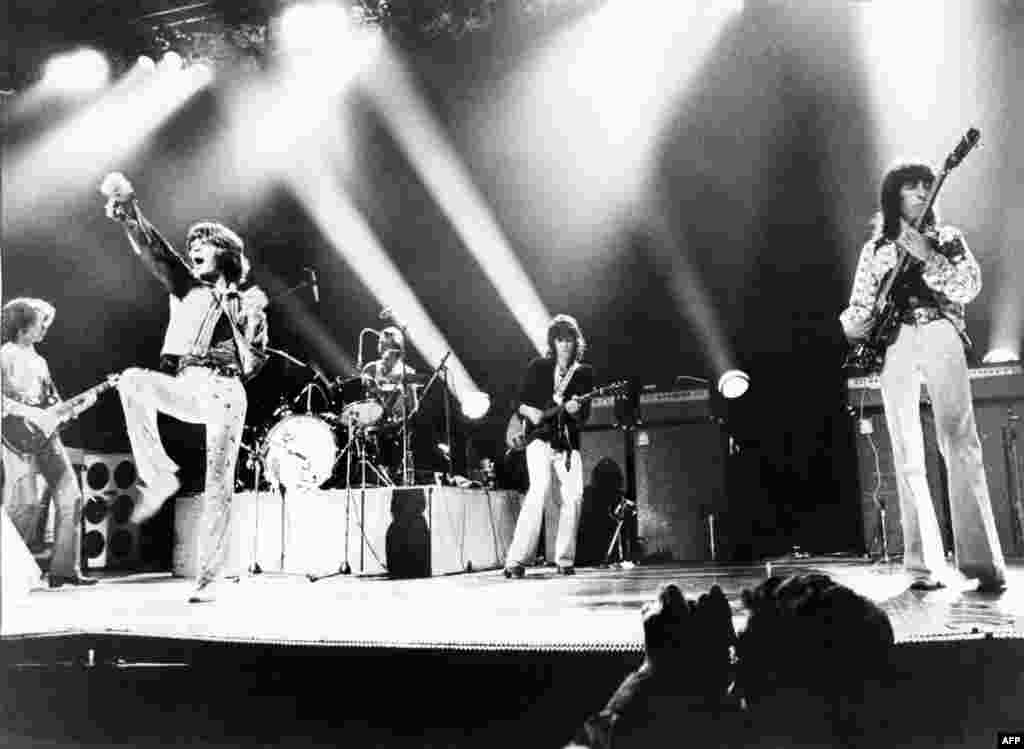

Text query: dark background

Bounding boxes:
[5,0,1024,557]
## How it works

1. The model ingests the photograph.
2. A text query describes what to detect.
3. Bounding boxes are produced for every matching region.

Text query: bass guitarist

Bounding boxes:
[504,314,593,578]
[1,298,97,587]
[840,161,1005,592]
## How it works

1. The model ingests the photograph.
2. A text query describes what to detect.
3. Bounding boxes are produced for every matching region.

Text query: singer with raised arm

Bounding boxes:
[2,298,97,587]
[839,159,1006,593]
[504,314,594,578]
[101,172,269,603]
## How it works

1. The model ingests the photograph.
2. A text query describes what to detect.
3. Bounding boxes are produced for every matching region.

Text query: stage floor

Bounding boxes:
[3,558,1023,654]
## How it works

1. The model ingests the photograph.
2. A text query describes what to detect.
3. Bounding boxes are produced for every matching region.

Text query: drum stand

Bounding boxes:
[307,420,387,582]
[243,439,292,578]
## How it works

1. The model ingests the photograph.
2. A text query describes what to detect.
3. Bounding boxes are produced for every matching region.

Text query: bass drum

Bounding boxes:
[261,413,338,491]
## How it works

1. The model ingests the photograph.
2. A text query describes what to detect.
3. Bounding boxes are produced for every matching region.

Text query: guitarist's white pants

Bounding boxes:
[119,366,247,586]
[880,321,1006,583]
[506,440,583,569]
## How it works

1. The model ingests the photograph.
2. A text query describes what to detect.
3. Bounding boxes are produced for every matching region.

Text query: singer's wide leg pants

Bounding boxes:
[119,366,246,585]
[506,439,584,569]
[880,321,1006,584]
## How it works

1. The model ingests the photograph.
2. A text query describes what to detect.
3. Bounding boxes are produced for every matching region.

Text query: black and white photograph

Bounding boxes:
[2,1,1023,746]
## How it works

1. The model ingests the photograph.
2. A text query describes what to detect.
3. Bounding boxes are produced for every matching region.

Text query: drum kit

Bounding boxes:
[250,368,432,496]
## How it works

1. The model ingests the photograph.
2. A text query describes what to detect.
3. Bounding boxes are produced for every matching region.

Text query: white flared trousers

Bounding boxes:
[119,366,246,585]
[506,439,583,569]
[880,321,1006,582]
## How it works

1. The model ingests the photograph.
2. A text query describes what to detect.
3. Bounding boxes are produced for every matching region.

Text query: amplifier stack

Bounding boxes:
[576,385,732,563]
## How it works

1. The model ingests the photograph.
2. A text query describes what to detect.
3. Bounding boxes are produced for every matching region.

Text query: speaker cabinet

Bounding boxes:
[973,402,1024,557]
[550,428,631,566]
[852,400,1024,559]
[81,452,141,571]
[634,422,728,562]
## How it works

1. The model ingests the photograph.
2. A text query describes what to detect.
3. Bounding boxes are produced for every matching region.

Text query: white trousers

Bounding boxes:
[880,321,1006,582]
[506,439,584,569]
[118,366,247,585]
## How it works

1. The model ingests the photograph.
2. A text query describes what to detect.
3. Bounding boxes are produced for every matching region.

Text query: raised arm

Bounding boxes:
[101,172,193,297]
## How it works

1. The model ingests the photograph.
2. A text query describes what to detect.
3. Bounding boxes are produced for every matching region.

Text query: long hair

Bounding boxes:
[378,326,405,355]
[1,298,55,343]
[873,161,938,242]
[186,221,250,284]
[545,314,586,362]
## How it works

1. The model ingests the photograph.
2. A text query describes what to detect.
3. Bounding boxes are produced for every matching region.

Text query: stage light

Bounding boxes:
[279,2,347,47]
[158,51,184,72]
[717,369,750,399]
[42,49,110,92]
[135,56,157,74]
[982,348,1019,365]
[461,392,492,421]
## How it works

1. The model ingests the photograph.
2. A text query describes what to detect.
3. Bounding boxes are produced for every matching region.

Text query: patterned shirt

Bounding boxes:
[839,225,981,339]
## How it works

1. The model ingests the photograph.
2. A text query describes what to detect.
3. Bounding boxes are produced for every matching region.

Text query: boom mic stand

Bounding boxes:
[407,351,453,481]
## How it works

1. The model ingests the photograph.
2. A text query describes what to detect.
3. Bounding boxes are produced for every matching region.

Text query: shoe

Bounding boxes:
[188,579,216,603]
[49,574,98,588]
[975,577,1007,593]
[503,564,525,579]
[557,565,576,576]
[132,474,180,524]
[909,578,946,591]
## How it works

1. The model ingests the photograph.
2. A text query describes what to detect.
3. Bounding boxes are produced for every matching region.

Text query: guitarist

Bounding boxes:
[504,314,593,578]
[840,162,1006,593]
[1,298,97,587]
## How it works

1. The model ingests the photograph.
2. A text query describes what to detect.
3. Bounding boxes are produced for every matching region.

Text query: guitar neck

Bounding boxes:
[54,380,116,422]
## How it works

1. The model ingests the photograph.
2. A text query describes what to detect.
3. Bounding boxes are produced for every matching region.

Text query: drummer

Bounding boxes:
[362,326,419,425]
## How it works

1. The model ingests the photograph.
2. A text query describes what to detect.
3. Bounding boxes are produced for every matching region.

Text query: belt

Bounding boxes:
[178,357,241,379]
[898,307,944,327]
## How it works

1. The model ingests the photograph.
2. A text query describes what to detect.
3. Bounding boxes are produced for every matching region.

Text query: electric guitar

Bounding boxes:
[2,374,121,457]
[843,128,980,375]
[505,380,627,452]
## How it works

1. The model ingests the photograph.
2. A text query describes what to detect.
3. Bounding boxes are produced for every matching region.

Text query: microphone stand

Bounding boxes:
[407,351,453,480]
[356,328,380,373]
[268,279,314,304]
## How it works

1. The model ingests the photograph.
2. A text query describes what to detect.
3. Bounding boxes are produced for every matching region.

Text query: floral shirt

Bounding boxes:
[839,225,981,339]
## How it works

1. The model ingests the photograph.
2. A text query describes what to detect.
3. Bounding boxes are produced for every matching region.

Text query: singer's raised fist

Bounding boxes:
[100,172,134,200]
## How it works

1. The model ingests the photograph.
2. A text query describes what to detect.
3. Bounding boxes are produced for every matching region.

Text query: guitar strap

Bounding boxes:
[553,361,579,404]
[552,362,579,465]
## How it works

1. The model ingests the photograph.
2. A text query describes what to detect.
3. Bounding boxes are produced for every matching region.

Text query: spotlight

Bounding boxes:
[461,392,492,421]
[42,49,110,92]
[135,56,157,74]
[717,369,749,399]
[158,51,184,72]
[982,348,1019,365]
[278,2,352,57]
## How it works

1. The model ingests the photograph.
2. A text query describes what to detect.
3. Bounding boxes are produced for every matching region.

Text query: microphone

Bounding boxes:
[306,267,319,303]
[100,172,134,201]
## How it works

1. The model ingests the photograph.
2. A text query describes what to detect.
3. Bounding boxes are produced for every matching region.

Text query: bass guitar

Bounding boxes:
[843,128,980,375]
[505,380,627,452]
[2,373,121,457]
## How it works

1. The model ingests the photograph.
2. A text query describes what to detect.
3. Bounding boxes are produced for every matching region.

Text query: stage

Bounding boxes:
[4,558,1023,655]
[4,558,1024,749]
